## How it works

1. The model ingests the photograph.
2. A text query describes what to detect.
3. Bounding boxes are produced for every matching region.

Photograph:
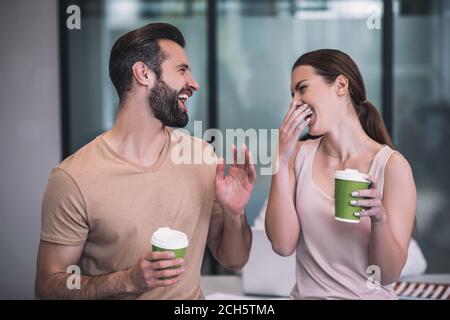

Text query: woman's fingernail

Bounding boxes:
[354,212,360,217]
[350,200,358,205]
[351,191,359,196]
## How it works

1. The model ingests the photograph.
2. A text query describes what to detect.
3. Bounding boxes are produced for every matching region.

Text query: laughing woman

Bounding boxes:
[265,49,416,299]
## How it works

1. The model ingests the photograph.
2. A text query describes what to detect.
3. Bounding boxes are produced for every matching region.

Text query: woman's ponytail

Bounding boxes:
[356,100,393,148]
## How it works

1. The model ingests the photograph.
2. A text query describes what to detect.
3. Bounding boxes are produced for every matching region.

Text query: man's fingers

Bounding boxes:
[156,275,183,287]
[215,157,225,180]
[243,144,250,165]
[150,258,184,270]
[145,274,183,288]
[154,267,185,279]
[138,253,185,290]
[237,145,246,167]
[248,163,257,184]
[232,144,238,166]
[245,148,257,184]
[232,144,246,167]
[143,251,154,260]
[146,251,175,261]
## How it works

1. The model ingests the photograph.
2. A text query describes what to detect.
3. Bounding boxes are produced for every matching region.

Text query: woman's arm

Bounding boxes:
[265,143,302,256]
[352,153,416,285]
[266,102,312,256]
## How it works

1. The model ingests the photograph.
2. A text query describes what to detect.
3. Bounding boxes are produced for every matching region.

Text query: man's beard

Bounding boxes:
[148,80,189,128]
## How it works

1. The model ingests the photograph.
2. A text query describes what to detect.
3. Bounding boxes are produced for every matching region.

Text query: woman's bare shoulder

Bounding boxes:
[387,150,411,168]
[385,151,414,185]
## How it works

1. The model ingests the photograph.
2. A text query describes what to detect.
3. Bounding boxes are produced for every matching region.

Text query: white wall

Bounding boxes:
[0,0,60,299]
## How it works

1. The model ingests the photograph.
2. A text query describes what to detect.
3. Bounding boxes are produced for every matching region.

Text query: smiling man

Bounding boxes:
[36,23,255,299]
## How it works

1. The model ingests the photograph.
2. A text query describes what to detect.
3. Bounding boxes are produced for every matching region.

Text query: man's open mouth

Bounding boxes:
[178,92,190,113]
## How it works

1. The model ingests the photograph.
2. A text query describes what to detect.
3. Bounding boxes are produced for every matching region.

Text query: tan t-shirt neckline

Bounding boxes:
[98,127,170,172]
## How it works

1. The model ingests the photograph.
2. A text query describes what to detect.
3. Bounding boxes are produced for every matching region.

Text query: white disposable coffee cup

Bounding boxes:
[151,227,189,252]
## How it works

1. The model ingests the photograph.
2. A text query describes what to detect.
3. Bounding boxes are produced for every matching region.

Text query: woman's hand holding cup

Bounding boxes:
[351,174,387,225]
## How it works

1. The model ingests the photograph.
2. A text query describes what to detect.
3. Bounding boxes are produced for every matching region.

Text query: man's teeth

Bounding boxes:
[178,93,189,100]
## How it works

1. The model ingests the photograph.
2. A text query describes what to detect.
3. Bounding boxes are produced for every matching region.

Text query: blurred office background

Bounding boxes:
[0,0,449,298]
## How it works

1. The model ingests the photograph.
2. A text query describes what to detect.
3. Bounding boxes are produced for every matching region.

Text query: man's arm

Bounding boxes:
[35,240,130,299]
[207,205,252,272]
[36,240,184,299]
[210,144,256,272]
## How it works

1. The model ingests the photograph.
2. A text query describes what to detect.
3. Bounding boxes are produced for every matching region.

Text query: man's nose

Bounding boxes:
[187,74,200,91]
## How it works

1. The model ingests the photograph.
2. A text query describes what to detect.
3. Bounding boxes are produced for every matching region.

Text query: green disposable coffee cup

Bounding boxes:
[151,227,189,279]
[152,245,186,258]
[334,169,370,223]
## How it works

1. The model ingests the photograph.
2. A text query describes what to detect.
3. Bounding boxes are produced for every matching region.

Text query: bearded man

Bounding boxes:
[36,23,255,300]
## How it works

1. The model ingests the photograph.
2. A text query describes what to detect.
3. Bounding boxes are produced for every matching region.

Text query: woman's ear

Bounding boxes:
[131,61,156,88]
[335,75,349,97]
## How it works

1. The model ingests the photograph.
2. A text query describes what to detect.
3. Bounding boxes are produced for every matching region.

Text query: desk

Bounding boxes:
[400,274,450,284]
[201,275,284,300]
[201,274,450,300]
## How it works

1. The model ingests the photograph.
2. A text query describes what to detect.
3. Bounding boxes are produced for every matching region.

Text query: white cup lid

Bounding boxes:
[334,169,369,183]
[151,227,189,250]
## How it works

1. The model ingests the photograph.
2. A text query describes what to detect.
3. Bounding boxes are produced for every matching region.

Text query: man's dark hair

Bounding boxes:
[109,23,185,100]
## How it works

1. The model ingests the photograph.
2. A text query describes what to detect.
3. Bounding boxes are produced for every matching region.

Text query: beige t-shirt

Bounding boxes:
[41,127,222,299]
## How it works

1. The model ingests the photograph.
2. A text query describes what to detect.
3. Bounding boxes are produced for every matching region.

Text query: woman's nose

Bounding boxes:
[292,96,305,104]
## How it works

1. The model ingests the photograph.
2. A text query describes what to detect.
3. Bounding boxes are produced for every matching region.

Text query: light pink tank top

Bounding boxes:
[291,137,398,299]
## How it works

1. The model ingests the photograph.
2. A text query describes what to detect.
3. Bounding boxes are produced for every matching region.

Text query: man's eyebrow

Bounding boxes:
[176,63,191,71]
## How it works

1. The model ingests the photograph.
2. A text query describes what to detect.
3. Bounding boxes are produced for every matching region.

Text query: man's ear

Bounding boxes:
[131,61,155,87]
[335,75,349,97]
